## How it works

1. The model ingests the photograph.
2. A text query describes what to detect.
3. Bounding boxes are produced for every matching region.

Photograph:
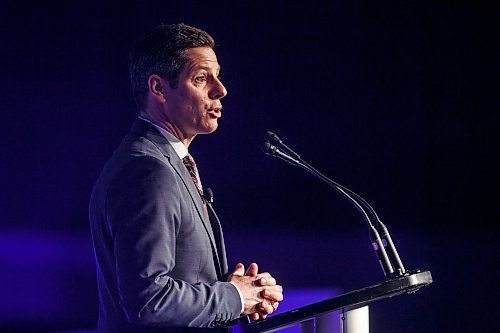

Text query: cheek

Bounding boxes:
[193,95,209,114]
[178,87,208,117]
[188,87,208,104]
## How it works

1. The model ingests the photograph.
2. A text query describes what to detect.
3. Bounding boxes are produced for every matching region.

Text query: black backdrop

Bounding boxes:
[0,1,498,332]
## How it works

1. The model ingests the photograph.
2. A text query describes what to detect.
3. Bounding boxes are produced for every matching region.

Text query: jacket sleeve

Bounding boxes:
[105,156,242,328]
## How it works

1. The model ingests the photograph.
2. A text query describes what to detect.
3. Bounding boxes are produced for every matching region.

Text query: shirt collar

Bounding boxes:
[138,116,188,159]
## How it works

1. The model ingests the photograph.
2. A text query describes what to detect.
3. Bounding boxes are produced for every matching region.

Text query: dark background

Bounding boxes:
[0,1,498,332]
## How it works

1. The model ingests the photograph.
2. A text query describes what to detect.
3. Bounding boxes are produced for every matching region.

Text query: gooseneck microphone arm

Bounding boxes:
[296,156,406,277]
[265,132,382,227]
[262,133,406,278]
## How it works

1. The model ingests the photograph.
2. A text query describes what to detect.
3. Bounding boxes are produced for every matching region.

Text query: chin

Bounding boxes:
[206,121,219,133]
[207,125,218,134]
[198,124,218,135]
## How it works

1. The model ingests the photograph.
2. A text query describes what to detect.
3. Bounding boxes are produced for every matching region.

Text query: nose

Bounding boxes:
[209,77,227,100]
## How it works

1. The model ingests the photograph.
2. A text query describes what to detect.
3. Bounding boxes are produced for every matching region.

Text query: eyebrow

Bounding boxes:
[188,64,221,74]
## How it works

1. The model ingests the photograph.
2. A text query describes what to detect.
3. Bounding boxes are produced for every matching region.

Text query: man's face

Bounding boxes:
[163,47,227,138]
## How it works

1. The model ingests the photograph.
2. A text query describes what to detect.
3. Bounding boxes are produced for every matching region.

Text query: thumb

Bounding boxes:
[232,263,245,276]
[245,262,258,276]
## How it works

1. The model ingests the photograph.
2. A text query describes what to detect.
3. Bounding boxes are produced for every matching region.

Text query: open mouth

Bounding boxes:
[207,109,221,119]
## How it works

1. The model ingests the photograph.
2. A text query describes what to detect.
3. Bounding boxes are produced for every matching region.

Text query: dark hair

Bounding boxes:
[129,23,215,111]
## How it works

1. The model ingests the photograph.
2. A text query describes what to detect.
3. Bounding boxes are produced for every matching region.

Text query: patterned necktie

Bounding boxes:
[182,153,204,202]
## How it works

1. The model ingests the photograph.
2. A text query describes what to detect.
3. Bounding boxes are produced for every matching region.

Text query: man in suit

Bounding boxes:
[89,24,283,332]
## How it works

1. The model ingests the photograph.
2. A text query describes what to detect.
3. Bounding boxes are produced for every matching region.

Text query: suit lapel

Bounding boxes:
[207,202,228,276]
[130,119,224,278]
[170,158,224,279]
[168,157,219,249]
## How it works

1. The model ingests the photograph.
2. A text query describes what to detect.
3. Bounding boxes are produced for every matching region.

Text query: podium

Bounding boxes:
[231,270,432,333]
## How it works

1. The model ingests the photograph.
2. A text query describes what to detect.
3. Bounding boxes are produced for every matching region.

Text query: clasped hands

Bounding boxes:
[229,263,283,321]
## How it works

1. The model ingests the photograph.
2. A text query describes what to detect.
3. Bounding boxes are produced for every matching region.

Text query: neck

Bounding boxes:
[140,112,195,148]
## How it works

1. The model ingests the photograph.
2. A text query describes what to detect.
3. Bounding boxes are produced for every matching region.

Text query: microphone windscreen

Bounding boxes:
[204,187,214,204]
[265,131,281,144]
[261,142,276,155]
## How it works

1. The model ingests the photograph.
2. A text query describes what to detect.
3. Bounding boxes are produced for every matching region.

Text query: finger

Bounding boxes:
[263,284,283,294]
[256,272,272,278]
[245,263,258,276]
[232,263,245,276]
[273,302,279,311]
[250,313,260,321]
[253,312,267,320]
[258,301,275,315]
[261,289,284,302]
[257,277,276,286]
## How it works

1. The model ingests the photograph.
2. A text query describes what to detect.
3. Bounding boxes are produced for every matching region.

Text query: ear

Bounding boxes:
[148,74,167,102]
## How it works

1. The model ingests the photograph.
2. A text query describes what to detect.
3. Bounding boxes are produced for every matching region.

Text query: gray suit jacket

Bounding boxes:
[89,119,241,332]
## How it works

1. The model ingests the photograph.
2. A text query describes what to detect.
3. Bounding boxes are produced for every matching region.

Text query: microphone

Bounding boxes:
[262,132,405,278]
[261,142,300,166]
[204,188,214,204]
[265,131,301,160]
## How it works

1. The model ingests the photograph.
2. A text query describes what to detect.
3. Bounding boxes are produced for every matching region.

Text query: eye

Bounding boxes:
[194,75,207,83]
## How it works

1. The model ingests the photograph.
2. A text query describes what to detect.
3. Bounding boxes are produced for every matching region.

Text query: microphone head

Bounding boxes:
[265,131,282,144]
[261,141,277,155]
[264,131,300,159]
[204,187,214,204]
